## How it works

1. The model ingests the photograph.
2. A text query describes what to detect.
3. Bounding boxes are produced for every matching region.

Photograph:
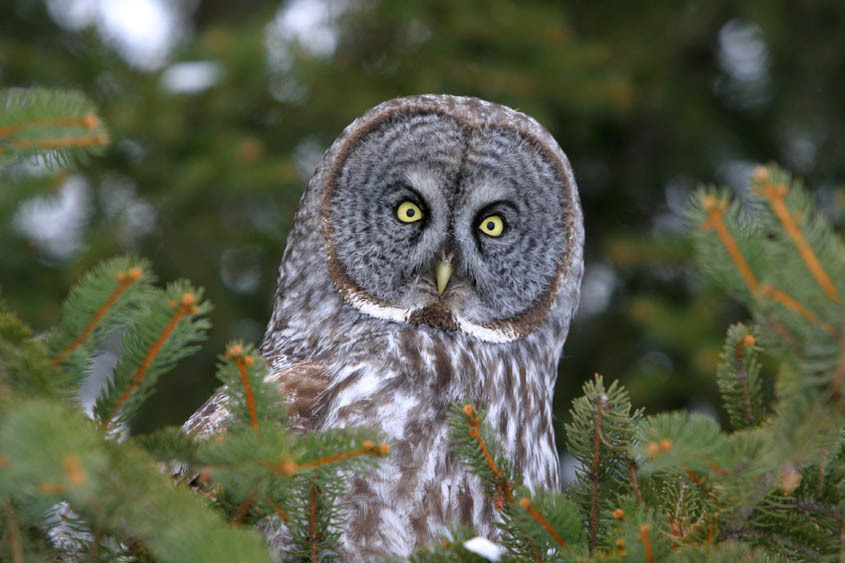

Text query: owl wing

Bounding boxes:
[182,360,330,438]
[272,361,329,432]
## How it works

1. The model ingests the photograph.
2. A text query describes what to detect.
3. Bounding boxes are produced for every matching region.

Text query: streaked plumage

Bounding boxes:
[185,94,584,561]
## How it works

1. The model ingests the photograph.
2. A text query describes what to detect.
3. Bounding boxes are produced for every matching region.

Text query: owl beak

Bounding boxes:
[435,250,454,296]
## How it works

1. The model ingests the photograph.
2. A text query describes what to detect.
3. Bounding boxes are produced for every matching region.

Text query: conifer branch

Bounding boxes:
[0,133,109,153]
[792,497,841,520]
[627,459,643,504]
[734,334,755,425]
[4,503,24,563]
[730,528,822,561]
[217,441,389,476]
[760,285,838,336]
[518,497,567,549]
[231,486,259,524]
[832,327,845,403]
[52,267,143,365]
[701,196,758,291]
[295,441,389,471]
[676,519,715,547]
[701,196,837,336]
[677,462,718,501]
[87,528,102,563]
[224,344,259,432]
[717,327,762,431]
[816,453,827,498]
[461,405,514,505]
[0,114,101,139]
[768,318,800,353]
[308,483,320,563]
[753,167,841,303]
[105,292,198,425]
[262,497,289,523]
[290,440,390,475]
[638,523,654,563]
[589,394,604,553]
[0,88,109,167]
[667,483,689,543]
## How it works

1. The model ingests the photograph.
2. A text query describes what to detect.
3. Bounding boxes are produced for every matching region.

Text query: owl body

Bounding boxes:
[187,95,583,560]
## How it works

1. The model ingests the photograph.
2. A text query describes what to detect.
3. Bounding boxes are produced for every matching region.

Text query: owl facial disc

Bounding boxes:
[320,95,582,343]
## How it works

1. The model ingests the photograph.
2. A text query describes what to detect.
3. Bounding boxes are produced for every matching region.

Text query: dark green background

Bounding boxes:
[2,1,843,446]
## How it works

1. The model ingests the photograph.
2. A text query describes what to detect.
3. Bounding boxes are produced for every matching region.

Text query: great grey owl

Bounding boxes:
[185,94,584,560]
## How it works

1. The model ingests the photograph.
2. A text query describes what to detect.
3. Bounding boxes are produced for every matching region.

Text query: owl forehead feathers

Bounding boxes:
[313,95,583,343]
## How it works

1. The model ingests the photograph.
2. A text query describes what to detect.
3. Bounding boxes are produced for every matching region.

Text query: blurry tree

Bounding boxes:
[1,0,843,448]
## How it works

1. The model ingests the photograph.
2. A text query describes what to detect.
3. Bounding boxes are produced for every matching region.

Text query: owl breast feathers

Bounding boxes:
[184,94,584,561]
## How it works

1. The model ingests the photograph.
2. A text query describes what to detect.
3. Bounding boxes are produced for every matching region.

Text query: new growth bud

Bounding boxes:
[613,508,625,520]
[751,165,770,185]
[226,344,244,359]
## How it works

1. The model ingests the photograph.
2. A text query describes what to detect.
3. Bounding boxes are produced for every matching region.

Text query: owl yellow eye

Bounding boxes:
[396,201,423,223]
[478,215,504,237]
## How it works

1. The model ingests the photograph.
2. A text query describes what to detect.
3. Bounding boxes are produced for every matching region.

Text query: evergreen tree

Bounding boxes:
[0,90,389,561]
[3,1,844,432]
[433,164,844,561]
[3,5,845,555]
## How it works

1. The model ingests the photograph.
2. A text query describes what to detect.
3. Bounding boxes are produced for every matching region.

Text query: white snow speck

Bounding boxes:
[463,536,503,561]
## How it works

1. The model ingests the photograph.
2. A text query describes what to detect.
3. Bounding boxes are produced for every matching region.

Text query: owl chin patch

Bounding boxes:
[408,303,458,331]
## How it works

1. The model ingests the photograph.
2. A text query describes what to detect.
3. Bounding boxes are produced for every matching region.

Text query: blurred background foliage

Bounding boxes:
[1,0,843,449]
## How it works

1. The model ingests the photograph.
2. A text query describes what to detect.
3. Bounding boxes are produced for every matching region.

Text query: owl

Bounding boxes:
[185,94,584,561]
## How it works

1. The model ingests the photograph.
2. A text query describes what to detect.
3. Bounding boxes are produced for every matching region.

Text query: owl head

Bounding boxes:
[306,95,583,344]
